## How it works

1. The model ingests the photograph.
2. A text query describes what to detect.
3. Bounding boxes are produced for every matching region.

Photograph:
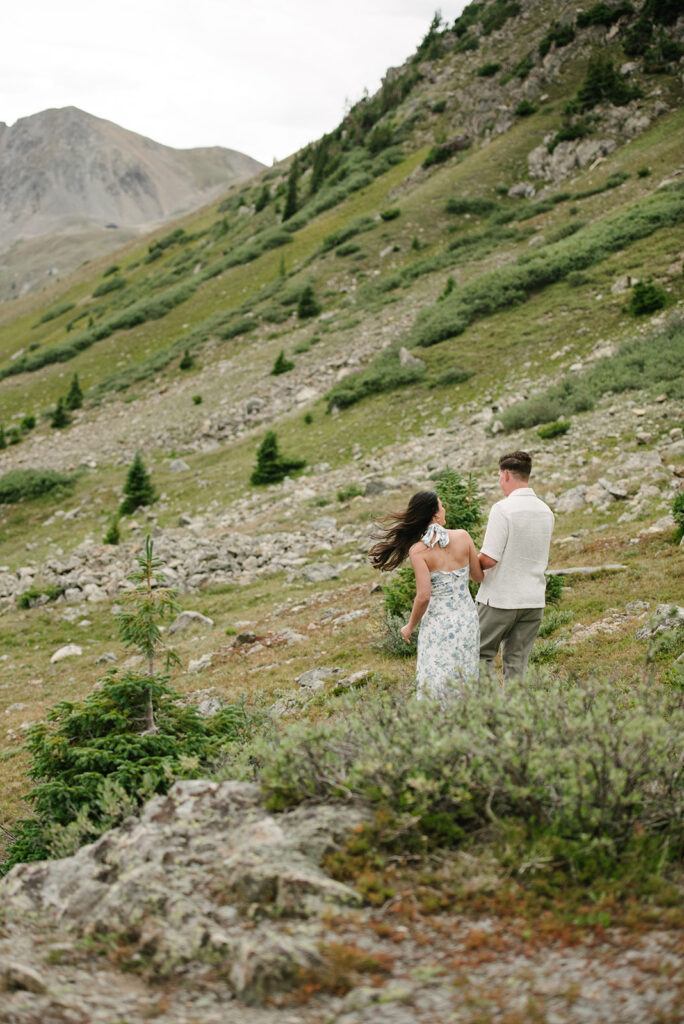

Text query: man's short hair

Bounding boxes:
[499,450,532,479]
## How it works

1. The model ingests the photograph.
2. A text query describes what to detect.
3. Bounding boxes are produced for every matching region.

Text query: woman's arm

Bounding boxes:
[400,549,431,642]
[469,535,484,582]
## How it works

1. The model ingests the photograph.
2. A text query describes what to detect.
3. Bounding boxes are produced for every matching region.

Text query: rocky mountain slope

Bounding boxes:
[0,107,264,299]
[0,1,682,1020]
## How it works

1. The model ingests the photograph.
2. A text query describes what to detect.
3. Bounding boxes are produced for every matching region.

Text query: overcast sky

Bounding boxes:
[4,1,468,166]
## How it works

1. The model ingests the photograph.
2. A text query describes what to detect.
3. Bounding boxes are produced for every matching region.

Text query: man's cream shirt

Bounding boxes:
[476,487,554,609]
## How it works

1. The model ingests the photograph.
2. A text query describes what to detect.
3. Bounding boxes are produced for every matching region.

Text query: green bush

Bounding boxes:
[120,452,157,515]
[337,483,364,502]
[250,431,306,485]
[92,275,126,297]
[321,216,375,253]
[577,2,634,27]
[16,583,66,610]
[271,349,294,375]
[179,348,195,370]
[537,607,573,638]
[539,22,575,57]
[477,61,501,76]
[380,207,401,221]
[410,187,684,349]
[218,317,256,339]
[672,491,684,541]
[511,52,534,78]
[629,279,667,315]
[50,397,71,429]
[248,677,684,874]
[64,372,83,410]
[336,242,361,256]
[576,52,641,110]
[35,301,76,326]
[547,121,592,153]
[545,573,566,607]
[0,468,75,503]
[193,394,203,405]
[102,263,120,277]
[445,197,496,216]
[430,367,475,389]
[537,419,571,438]
[20,414,36,433]
[325,348,425,411]
[515,99,538,116]
[480,0,520,34]
[103,516,121,545]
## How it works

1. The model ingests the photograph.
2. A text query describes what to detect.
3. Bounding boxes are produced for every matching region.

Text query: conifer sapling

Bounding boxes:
[65,372,83,410]
[120,451,157,515]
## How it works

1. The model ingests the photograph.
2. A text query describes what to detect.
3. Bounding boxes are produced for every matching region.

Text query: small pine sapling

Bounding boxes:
[64,372,83,410]
[297,284,321,319]
[179,348,195,370]
[271,349,295,375]
[250,430,305,485]
[50,397,71,429]
[120,451,157,515]
[104,515,121,545]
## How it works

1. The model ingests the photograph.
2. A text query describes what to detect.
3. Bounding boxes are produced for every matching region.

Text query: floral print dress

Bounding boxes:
[415,526,480,700]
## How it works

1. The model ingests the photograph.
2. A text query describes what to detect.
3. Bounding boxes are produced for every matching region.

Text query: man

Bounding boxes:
[477,450,554,681]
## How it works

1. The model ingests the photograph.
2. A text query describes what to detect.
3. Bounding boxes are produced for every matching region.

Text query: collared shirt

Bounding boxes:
[476,487,554,609]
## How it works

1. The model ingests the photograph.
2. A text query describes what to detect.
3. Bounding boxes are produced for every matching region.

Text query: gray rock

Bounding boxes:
[50,643,83,663]
[508,181,535,199]
[187,653,213,673]
[554,485,587,513]
[94,652,117,665]
[635,604,684,640]
[548,564,628,577]
[296,666,342,691]
[0,961,47,994]
[301,562,339,583]
[399,346,426,369]
[168,610,215,635]
[169,459,190,473]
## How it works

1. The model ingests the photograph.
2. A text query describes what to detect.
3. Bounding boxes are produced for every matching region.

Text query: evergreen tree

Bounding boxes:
[103,515,121,545]
[179,348,195,370]
[50,397,71,429]
[310,137,330,194]
[283,156,299,221]
[297,284,321,320]
[0,426,6,450]
[64,373,83,410]
[271,349,295,375]
[254,183,271,212]
[250,430,306,485]
[120,451,157,515]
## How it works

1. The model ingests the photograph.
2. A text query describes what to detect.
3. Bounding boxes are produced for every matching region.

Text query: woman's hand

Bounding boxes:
[400,623,413,643]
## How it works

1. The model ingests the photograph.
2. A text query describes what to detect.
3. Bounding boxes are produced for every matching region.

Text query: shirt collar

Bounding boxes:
[507,487,536,497]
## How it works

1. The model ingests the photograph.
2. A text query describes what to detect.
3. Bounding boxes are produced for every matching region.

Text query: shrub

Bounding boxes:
[515,99,537,116]
[539,22,575,57]
[249,677,684,876]
[250,431,306,485]
[271,349,295,375]
[103,516,121,545]
[629,279,667,315]
[218,317,256,339]
[637,166,651,178]
[92,275,126,297]
[445,197,496,216]
[304,411,313,425]
[325,349,425,411]
[297,284,321,319]
[577,2,634,28]
[193,394,203,405]
[480,0,520,34]
[576,52,641,110]
[120,451,157,515]
[380,207,401,221]
[16,583,66,610]
[336,242,361,256]
[321,216,375,253]
[64,372,83,410]
[537,419,571,439]
[35,301,76,326]
[20,414,36,433]
[102,264,120,277]
[50,397,71,429]
[254,183,270,212]
[337,483,364,502]
[430,367,475,389]
[547,121,592,153]
[0,468,75,503]
[0,426,5,450]
[538,607,572,639]
[511,52,534,78]
[179,348,195,370]
[477,61,501,76]
[673,491,684,542]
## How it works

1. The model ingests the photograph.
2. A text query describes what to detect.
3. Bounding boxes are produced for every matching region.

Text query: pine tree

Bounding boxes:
[64,373,83,410]
[271,349,295,375]
[120,452,157,515]
[254,183,271,212]
[250,430,305,485]
[50,397,71,429]
[297,284,321,320]
[103,515,121,545]
[310,137,330,194]
[0,426,5,450]
[179,348,195,370]
[283,156,299,221]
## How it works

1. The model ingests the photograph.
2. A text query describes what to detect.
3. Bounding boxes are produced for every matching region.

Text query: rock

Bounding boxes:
[94,652,117,665]
[234,631,258,645]
[50,643,83,663]
[168,459,190,473]
[585,481,615,507]
[635,604,684,640]
[177,513,193,526]
[83,582,108,603]
[399,346,426,369]
[0,961,47,994]
[332,610,366,629]
[611,275,636,295]
[300,562,339,583]
[508,181,535,199]
[187,653,213,673]
[296,667,342,691]
[554,485,587,513]
[295,386,318,404]
[276,627,305,645]
[168,610,215,635]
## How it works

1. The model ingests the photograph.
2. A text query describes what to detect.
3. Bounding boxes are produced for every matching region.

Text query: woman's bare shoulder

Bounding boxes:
[408,540,428,557]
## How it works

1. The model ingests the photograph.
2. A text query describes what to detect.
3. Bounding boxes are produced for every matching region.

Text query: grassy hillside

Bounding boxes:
[0,0,682,932]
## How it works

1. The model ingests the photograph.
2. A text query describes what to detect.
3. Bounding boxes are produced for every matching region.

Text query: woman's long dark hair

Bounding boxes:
[369,490,439,571]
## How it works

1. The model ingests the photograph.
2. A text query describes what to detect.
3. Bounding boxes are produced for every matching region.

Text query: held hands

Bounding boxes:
[400,623,413,643]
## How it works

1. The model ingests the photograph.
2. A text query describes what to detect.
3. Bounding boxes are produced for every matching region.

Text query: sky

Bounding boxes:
[4,1,468,166]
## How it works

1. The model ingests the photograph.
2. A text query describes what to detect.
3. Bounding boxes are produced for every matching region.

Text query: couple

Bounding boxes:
[370,451,554,699]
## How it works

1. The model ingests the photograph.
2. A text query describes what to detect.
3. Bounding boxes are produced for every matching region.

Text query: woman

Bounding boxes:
[370,490,483,700]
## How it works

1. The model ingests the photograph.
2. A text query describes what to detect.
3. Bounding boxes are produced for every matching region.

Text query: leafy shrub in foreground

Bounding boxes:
[250,677,684,869]
[629,279,667,315]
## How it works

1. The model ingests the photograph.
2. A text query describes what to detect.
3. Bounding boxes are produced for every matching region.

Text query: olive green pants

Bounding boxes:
[477,604,544,682]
